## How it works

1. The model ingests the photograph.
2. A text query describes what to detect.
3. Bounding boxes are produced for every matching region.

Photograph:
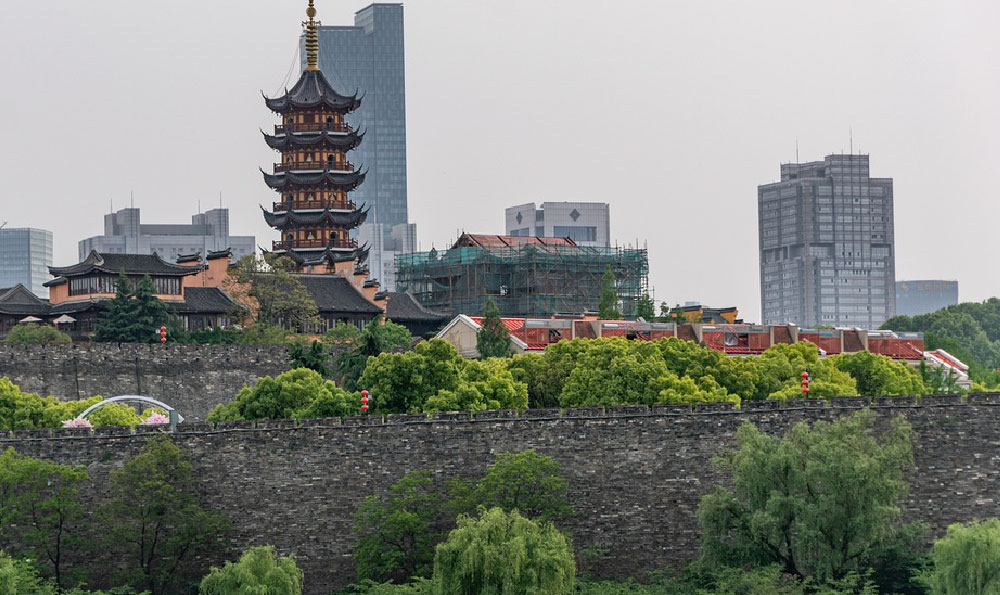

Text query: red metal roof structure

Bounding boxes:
[452,234,577,250]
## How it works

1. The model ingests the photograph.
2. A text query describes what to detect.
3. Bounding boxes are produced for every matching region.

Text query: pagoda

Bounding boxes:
[261,0,370,271]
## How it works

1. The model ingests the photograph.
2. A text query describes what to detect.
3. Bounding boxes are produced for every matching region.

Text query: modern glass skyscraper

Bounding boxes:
[0,228,53,297]
[758,154,896,329]
[311,4,408,248]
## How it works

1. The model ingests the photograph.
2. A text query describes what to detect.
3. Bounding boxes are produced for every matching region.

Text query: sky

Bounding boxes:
[0,0,997,321]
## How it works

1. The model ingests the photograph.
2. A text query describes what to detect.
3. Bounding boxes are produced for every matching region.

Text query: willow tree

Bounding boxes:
[433,507,575,595]
[926,519,1000,595]
[199,546,302,595]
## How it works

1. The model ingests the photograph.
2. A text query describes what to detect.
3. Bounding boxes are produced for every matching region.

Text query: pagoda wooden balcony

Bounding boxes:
[274,122,352,134]
[273,161,354,174]
[272,199,357,212]
[272,238,359,251]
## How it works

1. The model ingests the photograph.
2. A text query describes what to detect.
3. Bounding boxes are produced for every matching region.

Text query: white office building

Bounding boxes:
[505,202,611,247]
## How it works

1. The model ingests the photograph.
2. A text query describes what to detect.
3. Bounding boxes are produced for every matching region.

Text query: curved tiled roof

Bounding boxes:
[264,70,361,113]
[49,251,201,278]
[261,168,366,191]
[384,292,450,323]
[262,129,365,151]
[261,205,369,228]
[288,274,383,315]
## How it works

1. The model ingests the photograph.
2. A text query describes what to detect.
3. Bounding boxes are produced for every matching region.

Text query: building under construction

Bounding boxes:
[395,234,649,318]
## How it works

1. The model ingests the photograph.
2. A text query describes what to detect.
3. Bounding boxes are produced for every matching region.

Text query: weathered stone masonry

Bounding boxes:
[0,344,290,421]
[3,396,1000,594]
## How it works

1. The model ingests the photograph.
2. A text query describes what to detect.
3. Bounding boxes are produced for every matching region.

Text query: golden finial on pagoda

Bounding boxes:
[305,0,320,71]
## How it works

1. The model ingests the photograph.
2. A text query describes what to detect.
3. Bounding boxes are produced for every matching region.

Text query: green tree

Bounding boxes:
[338,318,414,390]
[926,518,1000,595]
[432,507,576,595]
[103,436,229,595]
[288,340,331,377]
[0,552,55,595]
[830,351,926,396]
[635,294,655,322]
[207,368,332,421]
[476,298,510,359]
[448,451,572,525]
[326,323,363,346]
[229,254,320,332]
[359,340,463,414]
[295,384,361,419]
[95,274,178,343]
[4,324,71,344]
[0,448,89,590]
[699,410,915,583]
[424,359,528,413]
[199,545,303,595]
[597,266,621,320]
[354,471,444,584]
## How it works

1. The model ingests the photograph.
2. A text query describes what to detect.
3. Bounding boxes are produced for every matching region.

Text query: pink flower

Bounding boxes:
[141,413,171,426]
[62,418,93,429]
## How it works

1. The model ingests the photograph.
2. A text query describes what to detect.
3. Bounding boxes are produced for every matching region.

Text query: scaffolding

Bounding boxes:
[395,244,649,318]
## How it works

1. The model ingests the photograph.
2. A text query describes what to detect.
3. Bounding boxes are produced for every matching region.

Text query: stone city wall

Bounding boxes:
[0,343,290,421]
[3,395,1000,593]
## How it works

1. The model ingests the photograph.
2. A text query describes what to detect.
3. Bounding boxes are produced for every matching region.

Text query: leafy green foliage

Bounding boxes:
[359,340,463,414]
[288,340,331,377]
[228,254,320,332]
[926,518,1000,595]
[337,318,414,390]
[476,298,510,359]
[756,342,858,401]
[598,266,621,320]
[829,351,925,397]
[354,471,444,584]
[635,294,655,322]
[448,451,572,525]
[424,359,527,413]
[94,274,183,344]
[199,545,302,595]
[207,368,359,421]
[4,324,71,344]
[0,380,153,430]
[432,507,576,595]
[326,323,363,346]
[0,551,55,595]
[102,437,230,595]
[0,449,89,589]
[698,410,915,583]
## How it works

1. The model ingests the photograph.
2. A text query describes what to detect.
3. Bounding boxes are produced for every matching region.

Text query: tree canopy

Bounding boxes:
[698,409,915,583]
[597,266,621,320]
[199,545,303,595]
[4,324,71,344]
[926,519,1000,595]
[95,274,180,343]
[476,297,510,359]
[448,451,572,525]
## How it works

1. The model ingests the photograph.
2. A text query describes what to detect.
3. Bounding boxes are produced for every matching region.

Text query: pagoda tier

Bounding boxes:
[262,128,365,151]
[260,204,370,228]
[261,169,366,191]
[263,69,361,114]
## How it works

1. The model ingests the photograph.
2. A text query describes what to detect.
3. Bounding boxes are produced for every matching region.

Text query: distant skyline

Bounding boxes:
[0,1,996,321]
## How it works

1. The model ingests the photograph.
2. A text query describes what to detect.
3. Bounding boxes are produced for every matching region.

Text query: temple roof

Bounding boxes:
[289,274,383,315]
[263,129,365,151]
[261,168,366,191]
[49,251,202,279]
[0,286,235,318]
[273,244,370,267]
[260,204,369,228]
[0,285,50,316]
[171,288,238,314]
[453,234,579,250]
[383,292,450,323]
[264,70,361,113]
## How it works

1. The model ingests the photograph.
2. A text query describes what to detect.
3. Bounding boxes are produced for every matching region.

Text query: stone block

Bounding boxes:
[694,402,736,412]
[921,394,962,407]
[135,425,171,435]
[54,428,92,438]
[799,398,827,408]
[521,408,561,419]
[564,406,606,418]
[386,413,430,424]
[740,400,780,411]
[215,420,255,431]
[176,423,214,434]
[474,409,519,420]
[968,392,1000,405]
[342,415,383,427]
[92,426,134,437]
[608,405,651,416]
[297,417,343,427]
[651,404,692,414]
[432,412,472,422]
[256,419,297,430]
[12,428,52,440]
[830,396,871,408]
[873,395,917,407]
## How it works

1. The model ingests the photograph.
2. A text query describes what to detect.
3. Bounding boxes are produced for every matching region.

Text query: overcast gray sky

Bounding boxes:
[1,0,997,320]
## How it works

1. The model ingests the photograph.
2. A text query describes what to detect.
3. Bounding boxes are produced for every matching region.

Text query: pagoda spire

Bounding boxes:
[305,0,320,72]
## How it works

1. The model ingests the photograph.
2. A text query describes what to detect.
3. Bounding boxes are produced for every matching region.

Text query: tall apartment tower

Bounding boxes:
[310,4,408,248]
[0,228,53,297]
[758,154,895,329]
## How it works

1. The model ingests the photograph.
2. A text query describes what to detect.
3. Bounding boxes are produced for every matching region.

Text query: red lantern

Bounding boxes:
[801,371,809,378]
[361,397,369,404]
[802,387,809,394]
[361,404,369,412]
[801,379,808,385]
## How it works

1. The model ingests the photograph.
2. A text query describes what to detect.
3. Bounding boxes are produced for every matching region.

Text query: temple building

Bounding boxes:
[261,0,370,273]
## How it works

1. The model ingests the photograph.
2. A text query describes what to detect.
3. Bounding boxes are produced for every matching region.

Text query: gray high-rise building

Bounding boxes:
[311,4,408,248]
[505,202,612,247]
[79,208,255,264]
[758,154,895,329]
[0,227,53,297]
[896,280,959,317]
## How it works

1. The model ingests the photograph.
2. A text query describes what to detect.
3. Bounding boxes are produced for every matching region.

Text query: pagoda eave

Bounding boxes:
[262,130,364,151]
[261,205,370,228]
[261,169,367,191]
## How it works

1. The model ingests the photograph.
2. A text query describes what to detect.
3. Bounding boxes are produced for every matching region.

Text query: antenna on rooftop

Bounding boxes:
[849,126,854,155]
[795,137,799,163]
